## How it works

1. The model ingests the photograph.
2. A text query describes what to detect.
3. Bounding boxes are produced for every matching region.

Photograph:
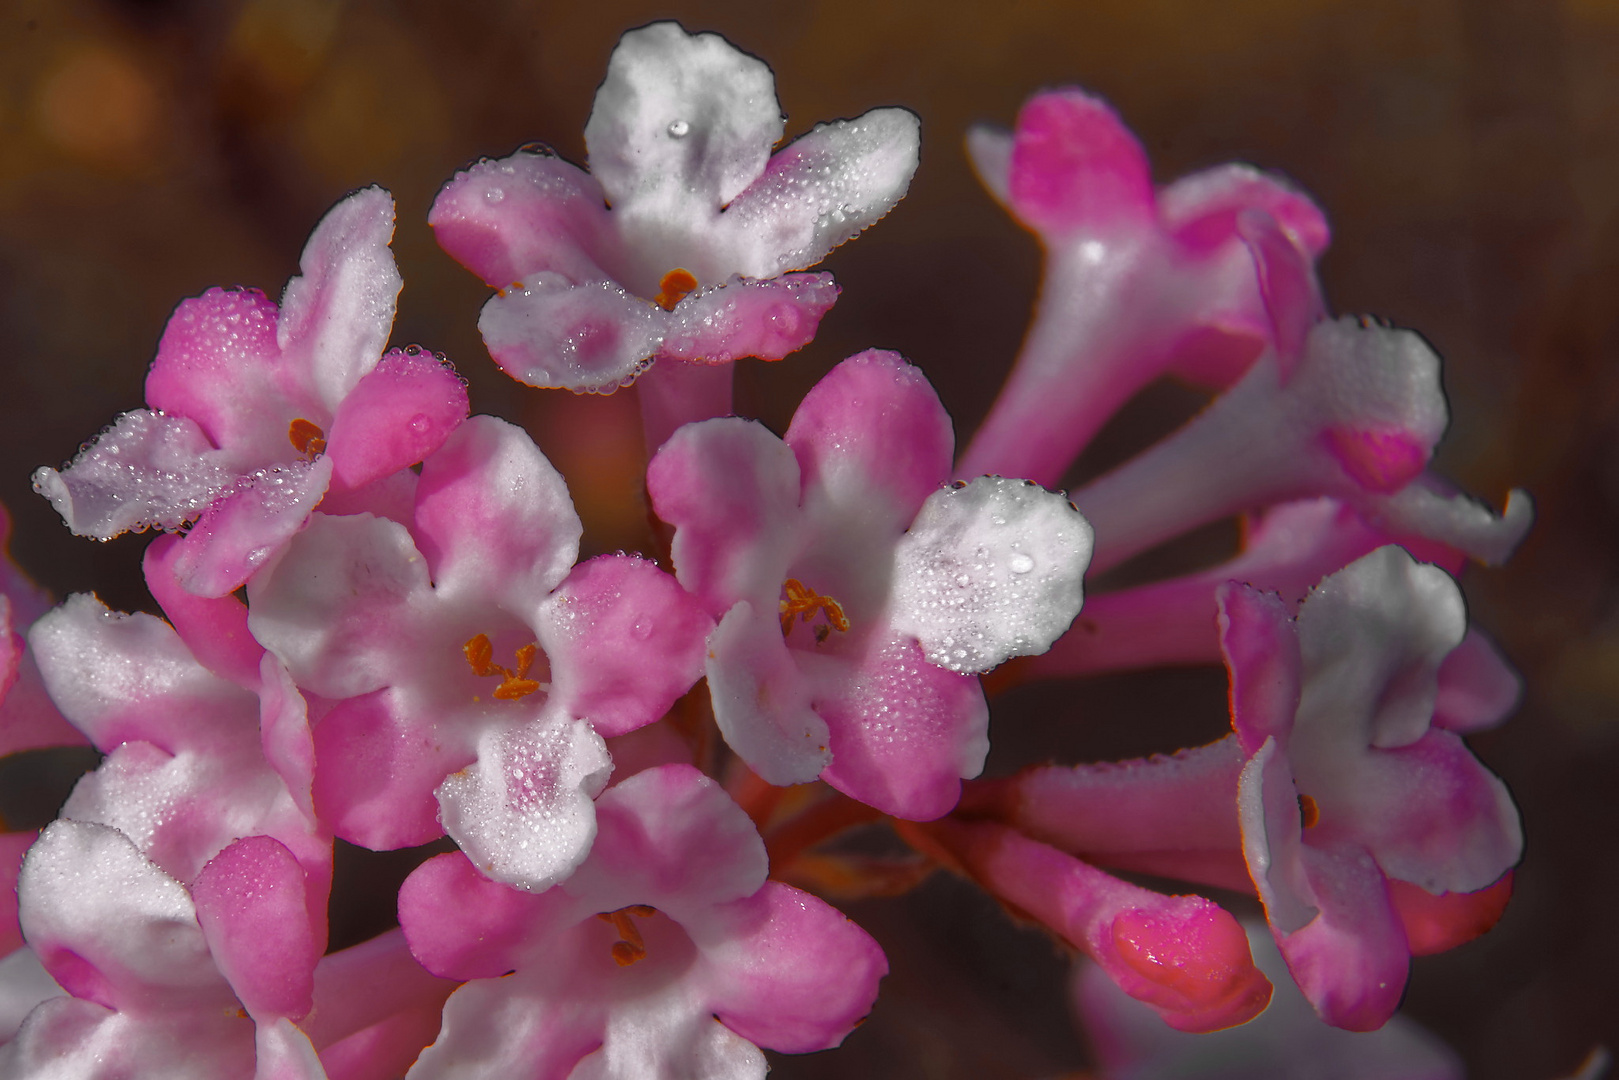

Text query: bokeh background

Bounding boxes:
[1,0,1616,1076]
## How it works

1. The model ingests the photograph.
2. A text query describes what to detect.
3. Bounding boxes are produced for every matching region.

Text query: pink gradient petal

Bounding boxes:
[276,186,401,416]
[144,534,264,689]
[1007,90,1154,235]
[658,273,839,364]
[479,274,663,392]
[303,929,456,1053]
[647,417,803,618]
[429,149,615,289]
[815,633,988,821]
[1434,627,1522,733]
[0,831,36,956]
[907,817,1270,1033]
[1219,582,1304,756]
[538,554,712,738]
[326,348,469,492]
[720,109,921,279]
[399,851,570,980]
[413,415,582,615]
[193,836,320,1022]
[785,349,954,540]
[407,975,600,1080]
[259,655,317,822]
[168,456,333,598]
[699,881,886,1053]
[254,1017,328,1080]
[1158,164,1331,258]
[1389,873,1513,957]
[1237,208,1325,375]
[705,603,830,786]
[315,1004,445,1080]
[145,287,293,464]
[312,689,465,851]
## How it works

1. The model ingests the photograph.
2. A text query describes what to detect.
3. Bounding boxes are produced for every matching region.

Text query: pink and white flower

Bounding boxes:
[648,350,1093,819]
[246,415,712,889]
[398,763,886,1079]
[34,187,469,597]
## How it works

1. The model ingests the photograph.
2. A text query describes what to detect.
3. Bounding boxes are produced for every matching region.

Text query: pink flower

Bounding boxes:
[430,21,917,441]
[33,187,469,597]
[246,415,712,889]
[957,88,1330,485]
[1220,546,1522,1029]
[647,350,1093,818]
[398,763,886,1079]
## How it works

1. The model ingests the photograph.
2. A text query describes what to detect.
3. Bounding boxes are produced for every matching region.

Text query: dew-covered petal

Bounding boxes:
[33,410,234,540]
[30,593,253,753]
[435,713,611,892]
[143,534,265,689]
[720,109,921,278]
[413,415,582,614]
[647,417,803,618]
[247,513,429,701]
[168,456,334,598]
[814,632,988,821]
[310,689,466,851]
[192,836,319,1022]
[429,149,616,288]
[570,995,767,1080]
[537,554,712,738]
[0,995,257,1080]
[705,603,831,787]
[697,882,885,1053]
[585,22,781,222]
[399,851,574,981]
[406,976,602,1080]
[890,476,1093,674]
[658,273,839,364]
[19,820,226,1014]
[145,287,297,466]
[566,764,768,919]
[784,350,954,542]
[1005,89,1155,236]
[479,273,664,392]
[326,348,469,492]
[276,186,401,415]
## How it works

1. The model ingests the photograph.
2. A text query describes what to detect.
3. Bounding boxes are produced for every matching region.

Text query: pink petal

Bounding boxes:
[538,554,712,738]
[705,602,830,786]
[0,995,256,1080]
[429,149,615,289]
[0,604,85,759]
[1160,163,1330,256]
[408,976,599,1080]
[144,534,265,689]
[647,417,803,618]
[254,1017,328,1080]
[145,287,295,465]
[698,881,886,1053]
[435,713,611,891]
[0,831,36,956]
[258,655,317,822]
[566,764,767,919]
[1433,627,1521,733]
[311,689,463,851]
[1219,582,1304,755]
[32,409,233,539]
[1388,873,1513,957]
[398,851,570,980]
[276,186,401,415]
[814,632,988,821]
[1007,89,1155,236]
[192,836,319,1021]
[657,273,839,364]
[326,348,469,492]
[413,415,582,616]
[169,456,334,598]
[304,929,456,1053]
[478,274,663,392]
[314,1004,445,1080]
[720,109,921,278]
[1238,208,1325,375]
[784,349,954,541]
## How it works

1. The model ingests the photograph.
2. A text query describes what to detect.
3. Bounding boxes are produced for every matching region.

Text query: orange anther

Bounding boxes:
[598,906,654,966]
[463,633,497,677]
[653,268,699,311]
[288,418,326,457]
[463,633,544,701]
[1299,793,1320,829]
[779,578,850,642]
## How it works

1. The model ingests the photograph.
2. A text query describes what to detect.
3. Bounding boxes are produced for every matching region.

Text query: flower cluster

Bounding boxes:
[0,21,1528,1079]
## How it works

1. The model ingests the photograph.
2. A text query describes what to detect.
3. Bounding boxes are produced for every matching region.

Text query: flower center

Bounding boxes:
[463,633,546,700]
[597,904,658,966]
[1298,793,1320,829]
[288,418,326,458]
[653,268,699,311]
[779,578,850,644]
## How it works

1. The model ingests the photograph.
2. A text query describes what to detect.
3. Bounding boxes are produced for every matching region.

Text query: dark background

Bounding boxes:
[1,1,1615,1076]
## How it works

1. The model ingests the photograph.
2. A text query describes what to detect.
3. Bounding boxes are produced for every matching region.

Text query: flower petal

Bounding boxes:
[705,602,831,787]
[192,836,319,1022]
[143,534,265,689]
[168,456,334,598]
[1006,89,1155,236]
[326,348,469,492]
[658,273,839,364]
[478,274,663,392]
[399,851,572,980]
[890,476,1093,674]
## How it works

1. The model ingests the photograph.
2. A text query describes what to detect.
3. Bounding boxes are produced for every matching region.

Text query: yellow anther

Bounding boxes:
[779,578,850,643]
[653,268,699,311]
[463,633,544,701]
[597,906,656,966]
[288,418,326,458]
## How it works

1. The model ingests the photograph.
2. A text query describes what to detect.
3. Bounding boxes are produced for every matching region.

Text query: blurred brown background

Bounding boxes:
[1,0,1616,1076]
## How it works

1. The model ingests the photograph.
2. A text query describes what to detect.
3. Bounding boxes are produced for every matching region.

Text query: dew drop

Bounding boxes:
[667,119,690,138]
[1009,553,1035,574]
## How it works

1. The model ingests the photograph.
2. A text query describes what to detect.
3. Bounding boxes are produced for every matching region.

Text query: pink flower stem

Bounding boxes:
[637,361,734,454]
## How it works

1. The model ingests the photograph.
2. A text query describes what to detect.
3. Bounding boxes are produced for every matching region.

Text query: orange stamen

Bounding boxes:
[463,632,545,700]
[1299,793,1320,828]
[288,418,326,457]
[653,268,699,311]
[779,578,850,642]
[597,906,656,966]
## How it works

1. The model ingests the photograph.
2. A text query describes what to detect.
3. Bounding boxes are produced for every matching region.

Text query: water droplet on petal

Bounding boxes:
[667,119,690,138]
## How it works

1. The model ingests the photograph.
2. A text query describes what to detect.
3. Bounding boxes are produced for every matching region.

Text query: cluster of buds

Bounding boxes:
[0,21,1528,1079]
